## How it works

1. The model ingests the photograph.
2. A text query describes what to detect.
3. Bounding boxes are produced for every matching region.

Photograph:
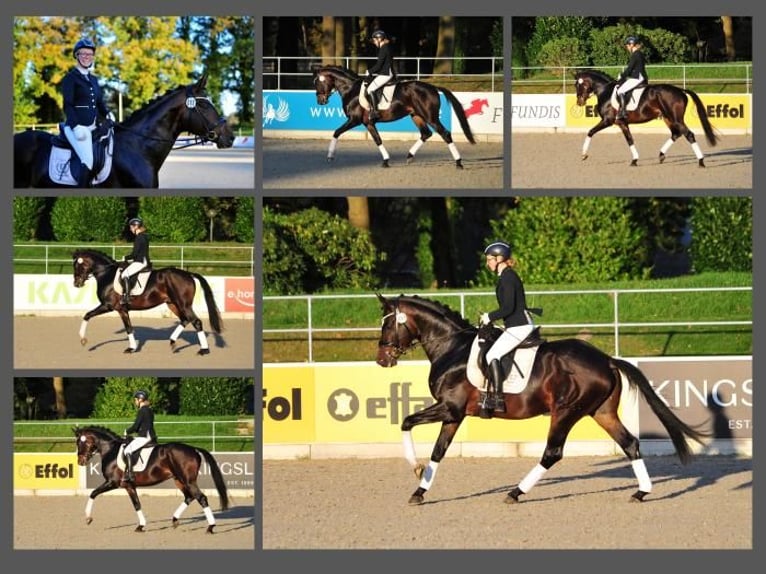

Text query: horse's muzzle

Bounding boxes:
[576,96,587,106]
[376,346,398,367]
[73,278,84,288]
[316,95,329,106]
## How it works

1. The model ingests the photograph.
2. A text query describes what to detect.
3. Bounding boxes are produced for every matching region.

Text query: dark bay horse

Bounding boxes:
[312,65,476,168]
[574,69,718,167]
[74,425,230,533]
[375,294,709,505]
[14,73,234,188]
[72,249,223,355]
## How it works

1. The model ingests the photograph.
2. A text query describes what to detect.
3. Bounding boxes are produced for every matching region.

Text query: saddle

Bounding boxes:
[49,121,114,185]
[477,325,545,380]
[610,83,648,112]
[360,80,398,112]
[113,267,153,297]
[118,441,157,472]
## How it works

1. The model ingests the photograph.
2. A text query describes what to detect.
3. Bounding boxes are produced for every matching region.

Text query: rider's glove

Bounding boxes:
[480,313,491,326]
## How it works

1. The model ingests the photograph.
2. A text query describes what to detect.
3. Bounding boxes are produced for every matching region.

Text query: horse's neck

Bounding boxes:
[122,101,185,157]
[333,75,360,101]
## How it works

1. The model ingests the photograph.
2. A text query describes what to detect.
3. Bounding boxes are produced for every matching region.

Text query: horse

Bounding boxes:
[573,69,718,167]
[375,293,709,505]
[312,65,476,169]
[14,73,234,188]
[74,425,230,533]
[72,249,223,355]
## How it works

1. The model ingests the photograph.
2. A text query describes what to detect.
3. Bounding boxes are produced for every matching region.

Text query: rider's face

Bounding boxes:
[76,49,95,67]
[485,255,500,272]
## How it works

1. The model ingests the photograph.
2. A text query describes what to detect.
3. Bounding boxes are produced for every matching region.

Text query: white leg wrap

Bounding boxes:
[582,135,592,155]
[691,141,704,160]
[173,501,189,519]
[170,324,185,342]
[447,142,460,161]
[79,320,89,340]
[631,458,653,493]
[328,137,338,159]
[203,506,216,525]
[197,330,209,349]
[85,498,94,518]
[660,138,674,154]
[402,431,417,467]
[137,509,147,527]
[378,144,390,161]
[629,144,639,160]
[408,139,424,156]
[128,332,138,350]
[418,461,439,491]
[518,463,548,494]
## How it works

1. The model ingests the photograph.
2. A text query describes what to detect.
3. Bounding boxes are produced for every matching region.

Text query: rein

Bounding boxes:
[379,308,475,357]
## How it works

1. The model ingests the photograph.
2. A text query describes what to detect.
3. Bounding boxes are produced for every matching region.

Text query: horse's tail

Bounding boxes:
[613,358,710,465]
[683,89,719,147]
[438,87,476,144]
[191,273,224,333]
[197,447,230,511]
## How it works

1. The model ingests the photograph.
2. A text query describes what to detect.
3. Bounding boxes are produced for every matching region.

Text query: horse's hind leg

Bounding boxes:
[189,312,211,355]
[405,116,433,165]
[430,120,465,169]
[185,481,217,533]
[683,128,706,167]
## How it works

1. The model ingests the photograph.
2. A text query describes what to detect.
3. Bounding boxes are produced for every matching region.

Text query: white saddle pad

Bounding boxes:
[117,444,155,472]
[48,141,113,186]
[360,83,396,111]
[113,269,152,296]
[610,86,645,112]
[466,336,539,394]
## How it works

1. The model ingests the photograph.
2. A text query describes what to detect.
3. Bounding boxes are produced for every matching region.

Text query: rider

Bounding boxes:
[122,390,157,484]
[479,241,535,417]
[121,217,151,308]
[615,36,648,120]
[60,37,112,187]
[365,29,395,122]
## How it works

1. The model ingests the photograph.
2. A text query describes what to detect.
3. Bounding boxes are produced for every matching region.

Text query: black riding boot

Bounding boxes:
[617,93,629,119]
[123,453,134,483]
[121,277,131,308]
[77,164,92,188]
[489,359,507,412]
[368,89,380,122]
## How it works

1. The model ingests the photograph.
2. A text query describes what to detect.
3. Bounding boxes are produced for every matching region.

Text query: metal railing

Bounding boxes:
[14,243,254,276]
[263,287,752,361]
[13,420,254,452]
[264,55,503,92]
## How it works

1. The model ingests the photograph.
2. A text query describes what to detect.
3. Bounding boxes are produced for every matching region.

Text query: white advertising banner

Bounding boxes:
[510,94,566,128]
[452,91,503,135]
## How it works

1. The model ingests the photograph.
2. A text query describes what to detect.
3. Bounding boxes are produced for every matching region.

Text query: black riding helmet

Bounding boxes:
[73,38,96,57]
[133,390,148,401]
[484,241,511,260]
[624,36,639,46]
[371,30,387,40]
[127,217,143,227]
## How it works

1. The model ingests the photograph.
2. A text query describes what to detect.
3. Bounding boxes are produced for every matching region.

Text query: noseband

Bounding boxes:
[183,86,227,144]
[379,308,419,357]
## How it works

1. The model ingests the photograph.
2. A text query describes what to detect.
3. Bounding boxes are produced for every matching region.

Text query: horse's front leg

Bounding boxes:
[615,122,639,166]
[123,484,147,532]
[405,116,434,165]
[401,402,464,505]
[327,117,361,163]
[364,123,391,167]
[581,119,613,161]
[84,480,120,525]
[79,304,114,346]
[117,309,138,353]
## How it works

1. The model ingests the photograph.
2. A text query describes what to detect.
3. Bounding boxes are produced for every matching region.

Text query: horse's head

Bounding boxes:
[73,427,101,466]
[72,251,96,288]
[184,73,235,148]
[313,67,337,105]
[574,72,596,106]
[375,294,422,367]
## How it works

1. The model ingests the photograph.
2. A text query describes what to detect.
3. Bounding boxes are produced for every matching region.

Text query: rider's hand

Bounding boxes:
[480,313,491,326]
[107,111,116,122]
[123,430,128,438]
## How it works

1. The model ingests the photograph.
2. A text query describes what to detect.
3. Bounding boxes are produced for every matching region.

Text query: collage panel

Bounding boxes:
[13,15,255,189]
[262,16,503,189]
[510,16,752,189]
[13,376,255,549]
[261,195,751,549]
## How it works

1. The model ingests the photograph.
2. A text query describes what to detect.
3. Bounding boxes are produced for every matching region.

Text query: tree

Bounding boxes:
[53,377,67,419]
[721,16,735,61]
[346,197,370,230]
[433,16,456,75]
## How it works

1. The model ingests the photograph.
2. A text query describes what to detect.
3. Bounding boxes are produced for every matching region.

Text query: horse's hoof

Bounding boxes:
[413,463,425,480]
[85,517,93,525]
[630,159,638,167]
[169,340,176,351]
[326,157,335,164]
[197,348,211,356]
[80,338,87,347]
[504,487,523,504]
[455,159,464,170]
[408,494,425,505]
[381,159,390,168]
[406,153,414,165]
[172,517,180,528]
[135,525,145,532]
[630,490,648,502]
[659,152,666,164]
[206,525,215,534]
[124,347,136,354]
[582,154,588,161]
[698,159,706,168]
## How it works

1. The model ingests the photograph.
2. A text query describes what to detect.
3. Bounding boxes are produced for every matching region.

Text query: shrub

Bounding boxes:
[13,196,46,241]
[50,197,127,242]
[92,377,164,419]
[178,377,253,415]
[137,197,207,242]
[690,197,752,272]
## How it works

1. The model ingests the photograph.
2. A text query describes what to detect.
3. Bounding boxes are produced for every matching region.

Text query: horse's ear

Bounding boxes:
[197,73,208,90]
[375,293,389,308]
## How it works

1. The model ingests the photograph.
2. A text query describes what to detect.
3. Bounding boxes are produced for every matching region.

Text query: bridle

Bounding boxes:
[378,307,419,358]
[313,72,336,103]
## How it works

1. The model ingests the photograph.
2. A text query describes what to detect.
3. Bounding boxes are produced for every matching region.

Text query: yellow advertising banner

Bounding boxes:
[14,453,79,489]
[566,93,751,131]
[264,362,613,445]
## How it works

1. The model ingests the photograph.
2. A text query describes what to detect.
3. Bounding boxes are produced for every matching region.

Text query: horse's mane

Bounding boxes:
[577,69,616,84]
[397,294,473,331]
[76,424,121,441]
[316,65,361,82]
[72,248,117,265]
[121,83,189,126]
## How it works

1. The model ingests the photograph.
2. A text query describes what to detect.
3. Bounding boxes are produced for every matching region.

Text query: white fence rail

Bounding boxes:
[264,287,752,361]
